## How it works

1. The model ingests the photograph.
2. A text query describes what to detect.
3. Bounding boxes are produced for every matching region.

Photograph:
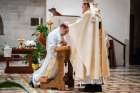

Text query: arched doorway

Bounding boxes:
[0,15,4,35]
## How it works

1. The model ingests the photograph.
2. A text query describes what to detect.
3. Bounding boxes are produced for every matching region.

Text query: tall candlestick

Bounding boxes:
[47,20,53,32]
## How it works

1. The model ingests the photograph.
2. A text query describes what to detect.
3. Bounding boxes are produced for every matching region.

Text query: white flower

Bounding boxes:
[25,40,36,46]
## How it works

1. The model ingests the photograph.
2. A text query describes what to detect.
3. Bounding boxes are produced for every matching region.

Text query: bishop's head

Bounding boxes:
[82,0,90,13]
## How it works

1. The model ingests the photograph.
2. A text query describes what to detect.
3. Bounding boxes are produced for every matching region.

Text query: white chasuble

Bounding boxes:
[69,7,110,81]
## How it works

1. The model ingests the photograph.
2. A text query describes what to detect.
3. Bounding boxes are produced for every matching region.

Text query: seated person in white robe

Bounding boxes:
[30,23,69,87]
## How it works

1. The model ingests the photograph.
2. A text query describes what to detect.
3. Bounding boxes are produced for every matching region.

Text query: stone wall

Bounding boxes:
[0,0,46,47]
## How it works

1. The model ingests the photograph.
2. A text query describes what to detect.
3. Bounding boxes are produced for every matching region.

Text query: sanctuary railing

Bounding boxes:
[107,34,126,67]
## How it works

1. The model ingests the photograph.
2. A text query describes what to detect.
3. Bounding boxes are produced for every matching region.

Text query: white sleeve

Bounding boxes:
[64,34,71,46]
[47,34,57,50]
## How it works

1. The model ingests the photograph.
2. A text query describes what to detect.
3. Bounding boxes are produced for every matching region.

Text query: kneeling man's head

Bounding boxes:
[60,23,69,36]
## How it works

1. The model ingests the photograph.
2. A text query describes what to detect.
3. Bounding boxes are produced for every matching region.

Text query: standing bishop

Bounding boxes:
[69,0,110,83]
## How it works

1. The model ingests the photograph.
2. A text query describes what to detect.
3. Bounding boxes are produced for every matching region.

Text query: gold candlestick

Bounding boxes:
[17,34,25,48]
[17,39,25,48]
[47,20,53,32]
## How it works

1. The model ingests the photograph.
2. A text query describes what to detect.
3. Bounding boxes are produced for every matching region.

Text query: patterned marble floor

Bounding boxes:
[0,62,140,93]
[103,66,140,93]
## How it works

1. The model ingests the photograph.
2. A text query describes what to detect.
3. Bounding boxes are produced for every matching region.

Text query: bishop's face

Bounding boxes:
[82,3,90,13]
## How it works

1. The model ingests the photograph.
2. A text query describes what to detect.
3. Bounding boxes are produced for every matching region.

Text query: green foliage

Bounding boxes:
[33,25,48,64]
[32,43,46,64]
[33,24,49,38]
[25,24,48,64]
[24,43,46,64]
[0,81,29,93]
[32,24,48,64]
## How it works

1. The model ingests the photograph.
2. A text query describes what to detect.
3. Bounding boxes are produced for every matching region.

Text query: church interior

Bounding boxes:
[0,0,140,93]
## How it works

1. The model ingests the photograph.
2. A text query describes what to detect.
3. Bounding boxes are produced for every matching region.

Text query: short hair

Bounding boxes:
[83,3,90,8]
[60,23,68,29]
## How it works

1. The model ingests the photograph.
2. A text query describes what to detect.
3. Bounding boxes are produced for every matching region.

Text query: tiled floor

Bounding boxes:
[0,62,140,93]
[103,66,140,93]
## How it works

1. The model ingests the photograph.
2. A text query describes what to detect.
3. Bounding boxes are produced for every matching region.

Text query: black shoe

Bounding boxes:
[29,80,34,88]
[79,84,102,92]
